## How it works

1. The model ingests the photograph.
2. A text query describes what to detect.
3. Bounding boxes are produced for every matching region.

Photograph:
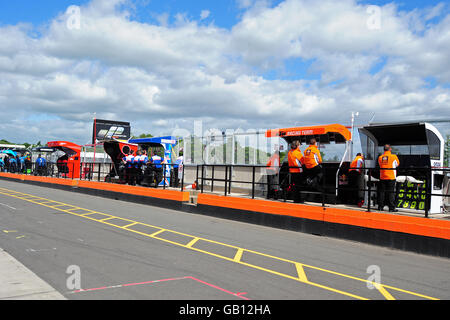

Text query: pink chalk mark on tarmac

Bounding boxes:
[69,276,250,300]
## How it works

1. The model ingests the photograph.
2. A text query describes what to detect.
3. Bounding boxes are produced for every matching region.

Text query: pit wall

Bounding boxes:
[195,193,450,258]
[0,172,189,209]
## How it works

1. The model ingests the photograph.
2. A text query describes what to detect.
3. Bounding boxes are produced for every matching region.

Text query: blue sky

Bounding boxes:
[0,0,446,28]
[0,0,242,28]
[0,1,91,26]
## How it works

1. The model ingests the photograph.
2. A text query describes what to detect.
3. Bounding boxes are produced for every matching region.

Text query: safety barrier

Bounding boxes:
[0,170,189,208]
[196,193,450,258]
[194,164,450,218]
[197,193,450,239]
[3,162,449,218]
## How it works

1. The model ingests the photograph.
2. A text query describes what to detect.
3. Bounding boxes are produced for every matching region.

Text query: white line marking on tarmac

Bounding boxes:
[26,248,57,253]
[0,202,17,210]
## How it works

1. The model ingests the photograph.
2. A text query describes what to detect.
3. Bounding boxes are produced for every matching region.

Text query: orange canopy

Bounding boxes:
[266,124,352,143]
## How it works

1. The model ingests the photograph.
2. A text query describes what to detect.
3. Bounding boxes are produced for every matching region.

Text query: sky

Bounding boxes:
[0,0,449,145]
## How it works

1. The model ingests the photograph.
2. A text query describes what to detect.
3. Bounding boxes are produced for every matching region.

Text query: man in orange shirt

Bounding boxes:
[378,145,400,212]
[349,153,365,207]
[266,149,280,199]
[303,138,323,192]
[288,141,304,203]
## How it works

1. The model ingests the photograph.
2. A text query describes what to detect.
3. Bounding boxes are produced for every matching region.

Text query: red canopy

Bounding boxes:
[47,141,82,152]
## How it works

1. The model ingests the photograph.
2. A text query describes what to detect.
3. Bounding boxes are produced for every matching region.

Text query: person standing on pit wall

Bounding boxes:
[133,150,143,185]
[35,154,47,176]
[303,138,323,192]
[24,153,33,174]
[4,156,9,172]
[266,149,280,200]
[19,154,25,173]
[17,154,22,172]
[142,150,149,163]
[150,151,163,187]
[349,153,365,207]
[288,140,305,203]
[378,145,400,212]
[171,150,184,188]
[137,150,149,185]
[122,151,135,186]
[140,150,149,173]
[25,154,32,174]
[16,154,21,173]
[9,156,17,173]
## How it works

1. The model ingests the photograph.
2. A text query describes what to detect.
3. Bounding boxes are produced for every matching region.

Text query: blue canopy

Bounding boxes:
[128,136,178,146]
[0,150,17,157]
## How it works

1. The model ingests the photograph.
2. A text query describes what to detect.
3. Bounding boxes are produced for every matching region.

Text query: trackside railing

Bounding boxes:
[3,161,449,218]
[193,164,449,218]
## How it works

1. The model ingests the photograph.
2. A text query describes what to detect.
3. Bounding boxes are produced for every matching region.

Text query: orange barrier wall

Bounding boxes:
[0,173,189,203]
[77,180,189,202]
[197,194,450,241]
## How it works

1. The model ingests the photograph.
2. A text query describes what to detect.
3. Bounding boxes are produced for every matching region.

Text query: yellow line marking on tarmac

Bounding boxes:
[186,237,200,248]
[150,229,167,237]
[0,187,440,300]
[122,222,138,229]
[375,283,396,300]
[1,192,19,196]
[295,262,438,300]
[234,248,244,262]
[100,217,116,222]
[51,204,74,208]
[64,207,84,212]
[80,212,96,216]
[46,202,69,206]
[295,263,308,283]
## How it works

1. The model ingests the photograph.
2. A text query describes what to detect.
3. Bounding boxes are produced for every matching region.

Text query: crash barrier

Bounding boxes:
[0,170,190,209]
[2,161,186,191]
[0,172,78,187]
[194,164,450,218]
[2,162,79,180]
[196,193,450,258]
[4,162,449,218]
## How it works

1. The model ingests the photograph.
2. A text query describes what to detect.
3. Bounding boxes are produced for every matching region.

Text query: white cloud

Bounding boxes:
[200,10,211,20]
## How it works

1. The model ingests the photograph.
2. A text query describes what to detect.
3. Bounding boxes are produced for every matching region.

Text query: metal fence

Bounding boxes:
[77,162,185,191]
[1,162,76,179]
[194,164,450,218]
[3,161,449,218]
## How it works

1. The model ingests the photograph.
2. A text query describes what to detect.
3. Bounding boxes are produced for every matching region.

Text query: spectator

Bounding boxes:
[378,145,400,212]
[36,154,47,176]
[349,153,365,207]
